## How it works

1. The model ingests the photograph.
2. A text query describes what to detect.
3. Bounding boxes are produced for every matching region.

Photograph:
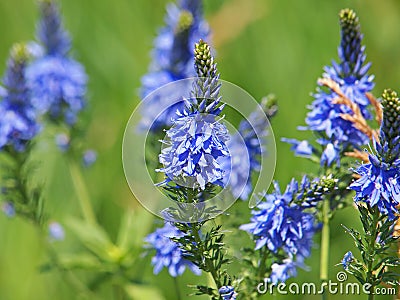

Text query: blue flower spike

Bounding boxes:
[139,0,210,131]
[145,222,201,277]
[27,0,87,127]
[157,40,230,190]
[303,9,374,166]
[0,44,40,152]
[350,89,400,220]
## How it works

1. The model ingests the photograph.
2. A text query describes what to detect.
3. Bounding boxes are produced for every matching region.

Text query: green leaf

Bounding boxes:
[66,217,122,262]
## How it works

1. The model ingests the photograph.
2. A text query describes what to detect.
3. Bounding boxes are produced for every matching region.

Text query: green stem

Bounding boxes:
[173,277,182,300]
[258,247,268,281]
[365,208,379,300]
[192,224,221,289]
[320,198,330,300]
[68,159,96,224]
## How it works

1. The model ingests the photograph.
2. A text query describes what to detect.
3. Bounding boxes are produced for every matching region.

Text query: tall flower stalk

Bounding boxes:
[0,44,44,225]
[27,0,95,225]
[341,89,400,300]
[282,10,378,298]
[147,40,235,299]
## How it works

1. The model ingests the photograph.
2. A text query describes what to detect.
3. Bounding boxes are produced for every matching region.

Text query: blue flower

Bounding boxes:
[27,56,87,125]
[303,9,374,166]
[27,0,87,126]
[282,138,315,158]
[55,133,70,151]
[139,0,210,131]
[145,222,201,277]
[158,113,229,190]
[82,149,97,168]
[157,41,230,190]
[350,152,400,220]
[2,202,15,218]
[341,251,353,270]
[320,142,340,166]
[48,222,65,241]
[219,286,238,300]
[223,99,272,200]
[240,181,319,259]
[0,44,40,152]
[350,89,400,220]
[269,258,299,284]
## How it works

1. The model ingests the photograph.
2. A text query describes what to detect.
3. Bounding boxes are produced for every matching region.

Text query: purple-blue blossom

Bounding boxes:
[219,286,238,300]
[341,251,353,270]
[145,222,201,277]
[223,99,272,200]
[158,113,229,190]
[282,138,315,158]
[139,0,210,131]
[350,153,400,220]
[82,150,97,168]
[350,89,400,220]
[55,133,70,152]
[48,222,65,241]
[0,44,40,152]
[240,180,319,259]
[157,41,230,190]
[26,0,87,126]
[269,259,299,284]
[2,202,15,218]
[293,9,374,166]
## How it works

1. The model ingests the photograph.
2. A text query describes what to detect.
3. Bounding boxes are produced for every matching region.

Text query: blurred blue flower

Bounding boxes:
[223,100,271,200]
[0,45,40,152]
[48,222,65,241]
[2,202,15,218]
[219,286,238,300]
[55,133,70,152]
[303,9,374,166]
[140,0,210,131]
[27,57,87,125]
[145,222,201,277]
[270,258,299,284]
[341,251,353,270]
[82,149,97,168]
[27,0,87,126]
[36,0,71,56]
[282,138,315,158]
[240,181,318,260]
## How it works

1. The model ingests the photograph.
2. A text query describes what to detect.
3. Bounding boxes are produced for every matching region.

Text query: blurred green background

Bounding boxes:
[0,0,399,299]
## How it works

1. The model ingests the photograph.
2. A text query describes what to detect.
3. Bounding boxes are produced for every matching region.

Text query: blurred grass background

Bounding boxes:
[0,0,399,299]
